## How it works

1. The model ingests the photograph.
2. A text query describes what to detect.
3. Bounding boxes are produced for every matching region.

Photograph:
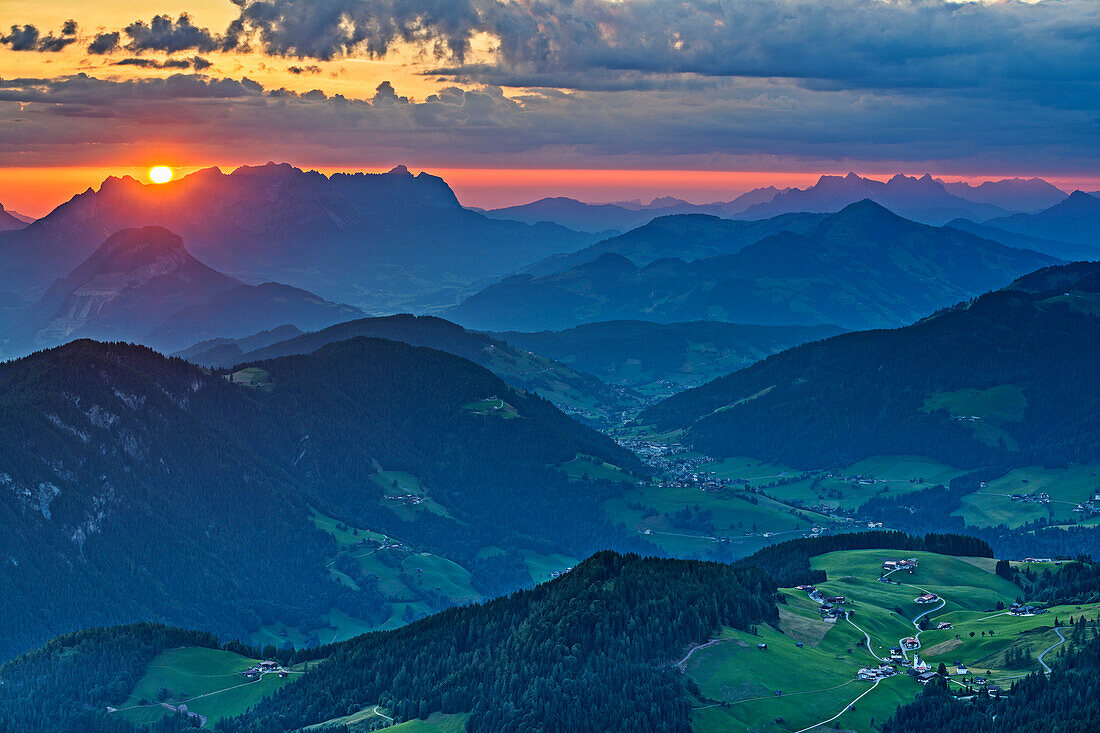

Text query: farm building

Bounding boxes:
[915,593,939,604]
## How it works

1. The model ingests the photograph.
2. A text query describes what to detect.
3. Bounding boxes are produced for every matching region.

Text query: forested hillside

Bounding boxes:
[0,624,221,733]
[0,338,645,660]
[180,314,640,422]
[643,260,1100,469]
[229,551,777,732]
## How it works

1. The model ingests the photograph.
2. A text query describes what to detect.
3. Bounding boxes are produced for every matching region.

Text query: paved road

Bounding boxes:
[1038,627,1070,673]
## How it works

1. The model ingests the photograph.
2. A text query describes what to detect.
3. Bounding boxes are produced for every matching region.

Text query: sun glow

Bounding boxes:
[149,166,173,184]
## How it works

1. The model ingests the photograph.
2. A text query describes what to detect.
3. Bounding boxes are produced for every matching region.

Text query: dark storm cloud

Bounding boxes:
[1,21,78,52]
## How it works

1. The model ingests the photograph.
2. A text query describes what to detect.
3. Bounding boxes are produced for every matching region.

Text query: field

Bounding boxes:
[560,454,640,483]
[697,452,1098,533]
[706,455,964,513]
[462,397,520,418]
[686,547,1097,732]
[604,482,832,557]
[227,367,274,391]
[307,709,469,732]
[921,385,1026,448]
[953,463,1100,528]
[370,470,454,519]
[113,647,312,728]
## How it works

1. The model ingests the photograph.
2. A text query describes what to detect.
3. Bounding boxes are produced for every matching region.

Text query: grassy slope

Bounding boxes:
[688,548,1095,733]
[114,647,309,728]
[953,463,1100,528]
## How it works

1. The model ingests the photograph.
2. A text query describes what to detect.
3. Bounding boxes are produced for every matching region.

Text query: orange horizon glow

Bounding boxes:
[2,164,1099,219]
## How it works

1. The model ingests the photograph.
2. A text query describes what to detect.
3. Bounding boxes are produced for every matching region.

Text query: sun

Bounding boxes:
[149,166,174,184]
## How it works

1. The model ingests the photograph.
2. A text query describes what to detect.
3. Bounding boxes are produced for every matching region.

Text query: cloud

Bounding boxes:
[1,21,78,52]
[0,71,1096,177]
[87,32,121,55]
[287,64,322,74]
[230,0,481,61]
[113,56,212,70]
[123,13,223,53]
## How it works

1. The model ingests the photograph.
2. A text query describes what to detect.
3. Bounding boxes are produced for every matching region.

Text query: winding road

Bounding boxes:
[1037,627,1070,673]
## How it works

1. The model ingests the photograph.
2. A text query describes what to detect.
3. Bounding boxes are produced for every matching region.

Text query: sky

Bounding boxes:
[1,0,1099,215]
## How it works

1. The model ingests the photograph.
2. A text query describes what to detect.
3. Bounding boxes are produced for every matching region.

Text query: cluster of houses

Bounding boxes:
[1009,602,1047,616]
[857,664,897,680]
[1073,495,1100,515]
[882,558,918,573]
[241,660,289,680]
[1010,492,1051,505]
[799,586,849,623]
[382,493,424,506]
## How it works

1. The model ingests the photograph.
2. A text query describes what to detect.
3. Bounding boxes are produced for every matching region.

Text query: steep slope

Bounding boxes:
[450,201,1057,332]
[21,226,240,348]
[8,227,360,357]
[642,260,1100,470]
[739,173,1010,224]
[525,211,827,276]
[0,164,595,309]
[0,338,644,660]
[983,190,1100,247]
[0,204,27,232]
[180,313,642,423]
[494,320,846,396]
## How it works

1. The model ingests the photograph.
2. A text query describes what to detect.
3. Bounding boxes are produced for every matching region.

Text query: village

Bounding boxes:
[791,555,1031,700]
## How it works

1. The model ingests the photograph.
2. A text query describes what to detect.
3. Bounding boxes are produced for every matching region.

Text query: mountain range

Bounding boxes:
[177,313,643,423]
[2,226,361,357]
[523,211,828,276]
[0,164,595,311]
[480,187,789,234]
[448,200,1058,332]
[981,190,1100,247]
[483,175,1070,235]
[642,260,1100,470]
[738,173,1017,224]
[0,336,644,660]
